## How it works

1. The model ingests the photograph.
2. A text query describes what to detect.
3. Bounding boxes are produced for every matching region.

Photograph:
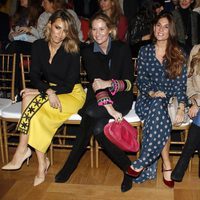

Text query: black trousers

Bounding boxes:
[56,103,132,181]
[172,123,200,179]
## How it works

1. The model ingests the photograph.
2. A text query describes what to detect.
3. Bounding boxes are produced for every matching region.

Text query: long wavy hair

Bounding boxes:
[151,12,186,79]
[98,0,122,25]
[188,47,200,77]
[44,9,79,53]
[89,12,117,41]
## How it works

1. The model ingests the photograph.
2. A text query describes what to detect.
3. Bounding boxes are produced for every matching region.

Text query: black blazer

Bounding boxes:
[30,39,80,94]
[81,40,134,113]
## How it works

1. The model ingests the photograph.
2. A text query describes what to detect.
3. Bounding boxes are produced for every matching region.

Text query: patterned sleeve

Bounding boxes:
[137,46,153,95]
[175,64,187,104]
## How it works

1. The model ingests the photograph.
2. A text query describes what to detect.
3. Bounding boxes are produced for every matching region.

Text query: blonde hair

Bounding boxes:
[89,12,117,41]
[44,9,79,53]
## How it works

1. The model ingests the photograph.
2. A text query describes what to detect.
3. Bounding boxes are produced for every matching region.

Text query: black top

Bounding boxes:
[81,40,134,113]
[30,39,80,94]
[0,12,10,50]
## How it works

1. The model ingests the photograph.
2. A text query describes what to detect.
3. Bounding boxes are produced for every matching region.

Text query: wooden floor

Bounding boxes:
[0,148,200,200]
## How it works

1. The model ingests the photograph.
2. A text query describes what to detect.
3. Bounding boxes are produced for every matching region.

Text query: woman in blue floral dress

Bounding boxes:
[128,12,187,187]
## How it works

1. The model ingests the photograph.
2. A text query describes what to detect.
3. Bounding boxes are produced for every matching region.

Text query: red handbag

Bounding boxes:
[104,119,139,152]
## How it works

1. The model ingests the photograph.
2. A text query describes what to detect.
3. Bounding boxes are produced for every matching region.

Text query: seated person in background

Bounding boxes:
[98,0,128,41]
[6,0,43,95]
[2,9,86,187]
[55,13,136,193]
[127,0,165,57]
[8,0,43,44]
[171,44,200,182]
[172,0,200,54]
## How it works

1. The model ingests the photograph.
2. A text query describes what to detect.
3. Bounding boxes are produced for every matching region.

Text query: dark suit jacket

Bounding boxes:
[74,0,99,18]
[0,12,10,51]
[81,40,134,113]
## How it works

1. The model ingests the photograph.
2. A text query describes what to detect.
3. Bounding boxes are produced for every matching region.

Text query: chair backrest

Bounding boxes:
[0,53,16,101]
[80,56,89,88]
[20,54,31,89]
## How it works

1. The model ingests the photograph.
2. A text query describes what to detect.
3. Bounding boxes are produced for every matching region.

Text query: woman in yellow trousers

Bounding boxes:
[2,9,86,186]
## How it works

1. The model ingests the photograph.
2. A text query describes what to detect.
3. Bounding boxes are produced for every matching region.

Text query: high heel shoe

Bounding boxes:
[1,147,32,170]
[162,167,174,188]
[33,157,50,186]
[126,165,143,178]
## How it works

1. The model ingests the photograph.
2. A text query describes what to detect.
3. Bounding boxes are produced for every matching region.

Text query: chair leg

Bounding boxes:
[0,121,5,163]
[50,143,53,166]
[198,149,200,178]
[136,125,141,158]
[90,136,94,168]
[2,120,9,163]
[95,140,99,168]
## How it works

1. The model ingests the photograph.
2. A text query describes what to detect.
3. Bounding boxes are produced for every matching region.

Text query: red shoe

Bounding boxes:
[126,166,143,178]
[162,168,174,188]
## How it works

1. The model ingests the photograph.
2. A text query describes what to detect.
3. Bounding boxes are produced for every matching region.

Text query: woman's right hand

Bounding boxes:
[104,104,122,121]
[46,89,62,112]
[148,90,166,98]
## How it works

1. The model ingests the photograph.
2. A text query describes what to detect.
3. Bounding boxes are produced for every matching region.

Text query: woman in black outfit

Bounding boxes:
[55,13,136,192]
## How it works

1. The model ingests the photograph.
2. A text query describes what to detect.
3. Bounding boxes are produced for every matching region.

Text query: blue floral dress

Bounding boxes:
[132,44,187,183]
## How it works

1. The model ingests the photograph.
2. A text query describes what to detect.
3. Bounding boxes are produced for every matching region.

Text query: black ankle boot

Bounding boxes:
[121,174,133,192]
[171,124,200,182]
[55,166,73,183]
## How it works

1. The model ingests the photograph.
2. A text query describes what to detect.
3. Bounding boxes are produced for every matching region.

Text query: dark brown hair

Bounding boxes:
[152,12,186,79]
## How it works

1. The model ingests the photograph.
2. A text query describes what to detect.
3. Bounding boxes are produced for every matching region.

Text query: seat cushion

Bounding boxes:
[68,113,82,121]
[1,102,22,119]
[0,98,12,116]
[109,101,140,123]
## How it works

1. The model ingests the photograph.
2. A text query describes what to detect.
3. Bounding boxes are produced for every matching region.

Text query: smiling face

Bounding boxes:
[179,0,193,9]
[154,17,170,42]
[91,18,110,48]
[49,18,68,46]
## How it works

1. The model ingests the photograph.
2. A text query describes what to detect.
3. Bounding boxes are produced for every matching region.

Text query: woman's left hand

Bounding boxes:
[174,109,185,126]
[18,26,31,33]
[92,78,111,92]
[188,104,199,118]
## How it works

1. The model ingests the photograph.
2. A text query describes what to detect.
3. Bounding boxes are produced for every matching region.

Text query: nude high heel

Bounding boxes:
[1,147,32,170]
[33,157,50,186]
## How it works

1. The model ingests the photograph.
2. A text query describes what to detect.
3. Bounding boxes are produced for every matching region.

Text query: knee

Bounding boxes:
[85,107,96,118]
